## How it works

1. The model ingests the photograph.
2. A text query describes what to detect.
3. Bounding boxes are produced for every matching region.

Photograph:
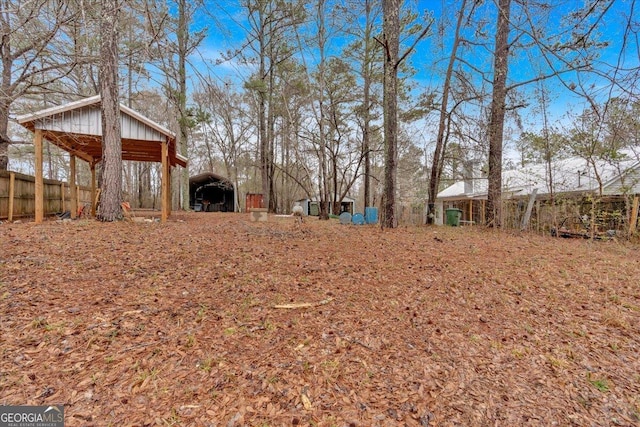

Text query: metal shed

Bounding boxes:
[16,95,186,223]
[189,173,235,212]
[296,196,355,216]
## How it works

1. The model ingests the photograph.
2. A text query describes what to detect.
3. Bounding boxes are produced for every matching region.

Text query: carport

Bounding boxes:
[189,173,235,212]
[16,95,187,223]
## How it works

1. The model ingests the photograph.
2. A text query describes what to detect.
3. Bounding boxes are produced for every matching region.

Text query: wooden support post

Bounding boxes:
[161,141,169,222]
[481,200,486,225]
[167,166,172,216]
[8,172,15,222]
[630,196,639,235]
[34,129,44,223]
[70,155,77,219]
[468,200,473,224]
[91,164,97,217]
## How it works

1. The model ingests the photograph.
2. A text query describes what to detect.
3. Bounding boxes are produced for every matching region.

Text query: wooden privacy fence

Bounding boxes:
[0,170,92,221]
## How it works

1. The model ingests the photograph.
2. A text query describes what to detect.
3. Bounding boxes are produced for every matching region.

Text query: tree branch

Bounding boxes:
[396,21,432,67]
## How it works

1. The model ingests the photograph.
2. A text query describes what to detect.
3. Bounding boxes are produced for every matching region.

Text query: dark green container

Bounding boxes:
[445,208,462,226]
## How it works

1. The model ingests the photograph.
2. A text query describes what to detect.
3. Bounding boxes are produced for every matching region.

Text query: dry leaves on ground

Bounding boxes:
[1,212,639,426]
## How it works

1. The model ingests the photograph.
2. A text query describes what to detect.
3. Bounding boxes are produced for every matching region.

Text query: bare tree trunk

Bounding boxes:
[258,17,269,211]
[279,118,286,213]
[267,51,277,213]
[98,0,122,221]
[248,1,272,211]
[177,0,190,211]
[363,87,372,208]
[317,0,330,220]
[332,153,340,215]
[427,0,467,224]
[362,0,374,209]
[538,83,557,232]
[0,103,9,170]
[382,0,400,228]
[486,0,511,227]
[0,27,12,170]
[137,163,144,208]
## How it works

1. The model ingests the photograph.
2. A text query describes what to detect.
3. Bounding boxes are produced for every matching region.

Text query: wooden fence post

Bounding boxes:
[60,182,65,213]
[630,196,639,235]
[8,172,15,222]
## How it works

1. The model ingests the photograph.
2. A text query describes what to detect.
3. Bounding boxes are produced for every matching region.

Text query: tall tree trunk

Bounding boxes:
[363,80,372,208]
[0,47,11,170]
[317,0,330,220]
[333,149,340,214]
[362,0,374,209]
[137,163,144,207]
[0,101,9,170]
[177,0,190,210]
[250,0,272,211]
[267,46,277,213]
[258,8,270,211]
[282,117,289,212]
[539,83,556,230]
[382,0,400,228]
[486,0,511,227]
[427,0,467,224]
[98,0,122,221]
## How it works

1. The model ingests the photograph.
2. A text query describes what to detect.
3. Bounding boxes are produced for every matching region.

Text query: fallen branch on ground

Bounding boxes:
[273,297,334,309]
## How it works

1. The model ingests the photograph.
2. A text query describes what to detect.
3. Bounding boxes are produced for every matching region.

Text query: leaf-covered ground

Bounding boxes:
[1,213,639,426]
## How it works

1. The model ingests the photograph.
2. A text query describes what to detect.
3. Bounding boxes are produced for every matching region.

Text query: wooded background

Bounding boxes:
[1,0,639,227]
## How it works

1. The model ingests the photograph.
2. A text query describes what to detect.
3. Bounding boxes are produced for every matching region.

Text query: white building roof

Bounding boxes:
[437,152,640,200]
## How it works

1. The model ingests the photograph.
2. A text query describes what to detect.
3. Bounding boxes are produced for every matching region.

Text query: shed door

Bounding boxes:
[309,202,319,216]
[246,193,264,210]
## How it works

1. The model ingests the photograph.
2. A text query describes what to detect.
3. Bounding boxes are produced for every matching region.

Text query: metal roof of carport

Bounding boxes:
[16,95,187,167]
[189,172,234,189]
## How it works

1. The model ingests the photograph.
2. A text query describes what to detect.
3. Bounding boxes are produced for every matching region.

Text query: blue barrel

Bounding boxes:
[352,213,365,225]
[365,207,378,224]
[339,212,352,224]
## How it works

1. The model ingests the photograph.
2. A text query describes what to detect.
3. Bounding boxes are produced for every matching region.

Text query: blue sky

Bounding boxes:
[188,0,639,155]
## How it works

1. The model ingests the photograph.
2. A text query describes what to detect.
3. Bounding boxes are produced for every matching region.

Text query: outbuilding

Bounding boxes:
[16,95,187,223]
[189,172,235,212]
[436,152,640,231]
[296,196,356,216]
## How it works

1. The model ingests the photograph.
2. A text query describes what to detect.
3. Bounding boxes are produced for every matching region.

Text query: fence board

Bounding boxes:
[0,170,91,220]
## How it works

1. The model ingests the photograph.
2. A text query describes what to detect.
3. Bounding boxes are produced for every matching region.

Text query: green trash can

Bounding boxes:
[445,208,462,226]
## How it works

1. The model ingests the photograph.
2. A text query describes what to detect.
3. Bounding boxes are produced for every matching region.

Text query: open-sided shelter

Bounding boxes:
[16,95,187,223]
